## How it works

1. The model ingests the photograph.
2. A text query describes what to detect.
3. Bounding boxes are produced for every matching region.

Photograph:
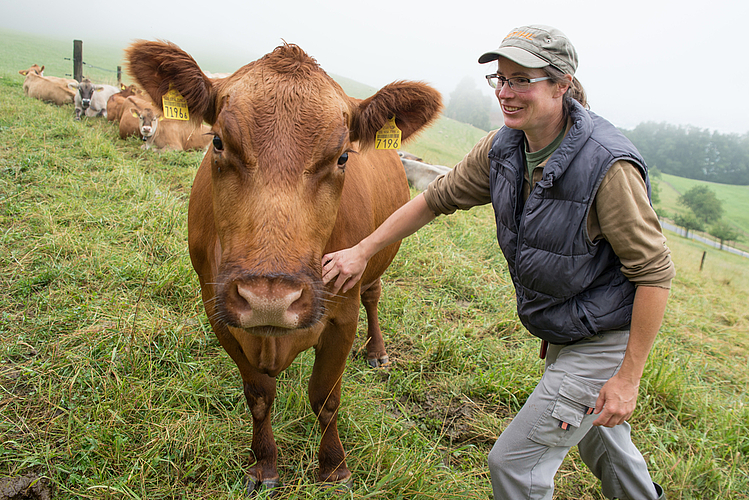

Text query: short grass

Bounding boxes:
[1,38,748,500]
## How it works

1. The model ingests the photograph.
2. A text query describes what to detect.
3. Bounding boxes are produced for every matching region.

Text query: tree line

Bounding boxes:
[621,122,749,186]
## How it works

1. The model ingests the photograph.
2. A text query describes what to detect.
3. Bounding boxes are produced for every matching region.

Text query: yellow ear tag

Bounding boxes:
[162,86,190,121]
[375,116,401,150]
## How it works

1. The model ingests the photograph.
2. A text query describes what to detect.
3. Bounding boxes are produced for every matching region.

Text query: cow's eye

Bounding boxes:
[212,135,224,151]
[337,152,348,166]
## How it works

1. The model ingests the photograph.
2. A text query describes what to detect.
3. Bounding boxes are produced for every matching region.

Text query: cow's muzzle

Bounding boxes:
[218,271,323,333]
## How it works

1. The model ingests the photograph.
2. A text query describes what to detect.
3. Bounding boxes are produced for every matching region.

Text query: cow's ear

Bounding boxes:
[130,107,140,118]
[19,70,27,76]
[350,81,443,148]
[126,40,218,125]
[68,82,79,90]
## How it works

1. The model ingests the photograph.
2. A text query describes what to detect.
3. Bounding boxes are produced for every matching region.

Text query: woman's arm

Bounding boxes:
[322,192,436,294]
[592,285,669,427]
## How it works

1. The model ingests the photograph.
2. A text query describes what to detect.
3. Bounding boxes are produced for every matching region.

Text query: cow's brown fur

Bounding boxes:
[126,40,442,490]
[22,72,76,106]
[106,84,143,122]
[117,95,154,139]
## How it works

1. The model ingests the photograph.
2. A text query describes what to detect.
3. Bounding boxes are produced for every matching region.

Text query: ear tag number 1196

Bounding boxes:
[162,87,190,121]
[375,116,401,150]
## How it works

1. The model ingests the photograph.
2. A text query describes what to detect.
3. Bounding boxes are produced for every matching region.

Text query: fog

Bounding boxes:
[3,0,747,134]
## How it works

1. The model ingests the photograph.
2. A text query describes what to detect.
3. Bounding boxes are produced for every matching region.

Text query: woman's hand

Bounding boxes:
[322,245,369,294]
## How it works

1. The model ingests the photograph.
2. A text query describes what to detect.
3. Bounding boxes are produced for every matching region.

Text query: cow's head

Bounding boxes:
[127,41,442,335]
[130,105,162,141]
[19,64,44,76]
[69,78,100,109]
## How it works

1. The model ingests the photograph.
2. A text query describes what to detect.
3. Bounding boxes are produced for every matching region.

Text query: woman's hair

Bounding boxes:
[543,65,588,114]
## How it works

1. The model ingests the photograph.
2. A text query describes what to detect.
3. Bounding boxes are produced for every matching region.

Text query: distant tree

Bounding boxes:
[622,122,749,185]
[708,219,742,250]
[445,76,493,131]
[673,211,704,238]
[678,185,723,225]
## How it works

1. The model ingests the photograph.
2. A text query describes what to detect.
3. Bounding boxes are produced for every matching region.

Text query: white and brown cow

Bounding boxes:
[131,105,212,152]
[126,40,442,492]
[68,78,120,120]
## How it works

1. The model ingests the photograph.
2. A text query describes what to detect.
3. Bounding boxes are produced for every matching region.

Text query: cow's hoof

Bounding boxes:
[367,355,390,369]
[246,475,281,498]
[319,476,354,495]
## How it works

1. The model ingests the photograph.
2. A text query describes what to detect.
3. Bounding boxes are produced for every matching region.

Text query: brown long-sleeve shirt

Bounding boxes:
[423,130,675,288]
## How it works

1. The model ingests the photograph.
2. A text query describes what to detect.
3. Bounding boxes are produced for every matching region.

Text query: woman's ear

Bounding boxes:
[555,74,573,98]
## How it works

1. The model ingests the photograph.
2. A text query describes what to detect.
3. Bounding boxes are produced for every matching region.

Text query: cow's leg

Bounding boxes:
[360,278,389,368]
[308,316,357,485]
[242,371,281,495]
[211,322,281,495]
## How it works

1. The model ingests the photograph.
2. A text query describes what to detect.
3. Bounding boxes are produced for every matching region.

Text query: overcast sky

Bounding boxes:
[3,0,748,134]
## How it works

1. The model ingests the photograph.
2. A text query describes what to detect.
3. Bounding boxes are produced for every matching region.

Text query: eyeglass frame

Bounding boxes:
[485,74,551,91]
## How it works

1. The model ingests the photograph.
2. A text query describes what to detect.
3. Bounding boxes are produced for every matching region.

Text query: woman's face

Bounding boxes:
[495,57,569,146]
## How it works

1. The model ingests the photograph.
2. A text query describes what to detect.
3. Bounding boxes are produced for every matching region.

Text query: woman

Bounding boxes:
[322,25,673,500]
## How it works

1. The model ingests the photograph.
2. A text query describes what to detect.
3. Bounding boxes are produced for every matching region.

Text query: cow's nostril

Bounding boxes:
[233,279,307,329]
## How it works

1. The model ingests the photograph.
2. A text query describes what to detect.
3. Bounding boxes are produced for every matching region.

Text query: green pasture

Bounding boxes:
[2,30,748,499]
[657,173,749,239]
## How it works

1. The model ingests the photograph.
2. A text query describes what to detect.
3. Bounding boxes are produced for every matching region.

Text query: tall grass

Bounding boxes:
[1,56,748,500]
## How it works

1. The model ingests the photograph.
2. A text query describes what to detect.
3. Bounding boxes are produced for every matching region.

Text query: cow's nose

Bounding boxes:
[231,277,312,330]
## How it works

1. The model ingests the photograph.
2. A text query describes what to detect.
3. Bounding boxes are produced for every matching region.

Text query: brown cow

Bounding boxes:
[131,106,212,152]
[21,72,76,106]
[117,95,154,139]
[106,84,143,122]
[126,40,442,492]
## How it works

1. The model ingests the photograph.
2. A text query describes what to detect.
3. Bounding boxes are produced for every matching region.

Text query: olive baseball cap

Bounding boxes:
[479,25,578,76]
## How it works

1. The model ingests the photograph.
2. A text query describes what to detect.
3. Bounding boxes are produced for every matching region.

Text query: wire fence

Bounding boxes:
[63,40,122,85]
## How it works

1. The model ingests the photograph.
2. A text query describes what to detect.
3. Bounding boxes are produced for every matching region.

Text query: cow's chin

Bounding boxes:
[227,323,321,339]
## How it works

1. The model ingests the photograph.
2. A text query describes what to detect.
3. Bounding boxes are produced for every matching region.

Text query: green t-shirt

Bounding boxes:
[524,126,567,180]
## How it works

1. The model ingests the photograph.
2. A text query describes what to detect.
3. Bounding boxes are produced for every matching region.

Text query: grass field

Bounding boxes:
[2,30,748,500]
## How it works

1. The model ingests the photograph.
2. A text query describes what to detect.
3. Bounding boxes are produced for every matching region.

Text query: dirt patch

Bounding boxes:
[0,474,53,500]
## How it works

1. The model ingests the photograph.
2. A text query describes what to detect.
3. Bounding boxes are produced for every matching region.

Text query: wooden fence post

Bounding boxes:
[73,40,83,82]
[117,66,122,85]
[700,251,707,271]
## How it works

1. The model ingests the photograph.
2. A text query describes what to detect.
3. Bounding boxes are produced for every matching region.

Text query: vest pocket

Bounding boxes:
[527,373,601,447]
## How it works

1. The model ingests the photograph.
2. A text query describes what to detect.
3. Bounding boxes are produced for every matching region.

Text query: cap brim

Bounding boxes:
[478,46,550,68]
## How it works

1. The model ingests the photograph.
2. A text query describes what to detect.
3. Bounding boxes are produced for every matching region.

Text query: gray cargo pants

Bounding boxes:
[488,331,659,499]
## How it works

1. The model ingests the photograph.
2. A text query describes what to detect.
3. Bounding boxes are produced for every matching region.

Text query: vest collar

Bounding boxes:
[538,101,594,189]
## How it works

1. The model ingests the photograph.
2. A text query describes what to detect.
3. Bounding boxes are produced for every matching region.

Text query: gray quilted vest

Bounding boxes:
[488,101,649,344]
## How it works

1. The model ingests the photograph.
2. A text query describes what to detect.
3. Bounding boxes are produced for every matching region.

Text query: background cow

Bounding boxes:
[127,40,442,493]
[399,155,452,191]
[116,95,154,139]
[68,78,120,119]
[106,84,143,122]
[131,106,212,152]
[21,71,76,106]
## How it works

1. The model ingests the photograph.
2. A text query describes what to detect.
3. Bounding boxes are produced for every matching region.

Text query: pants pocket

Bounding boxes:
[527,373,601,448]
